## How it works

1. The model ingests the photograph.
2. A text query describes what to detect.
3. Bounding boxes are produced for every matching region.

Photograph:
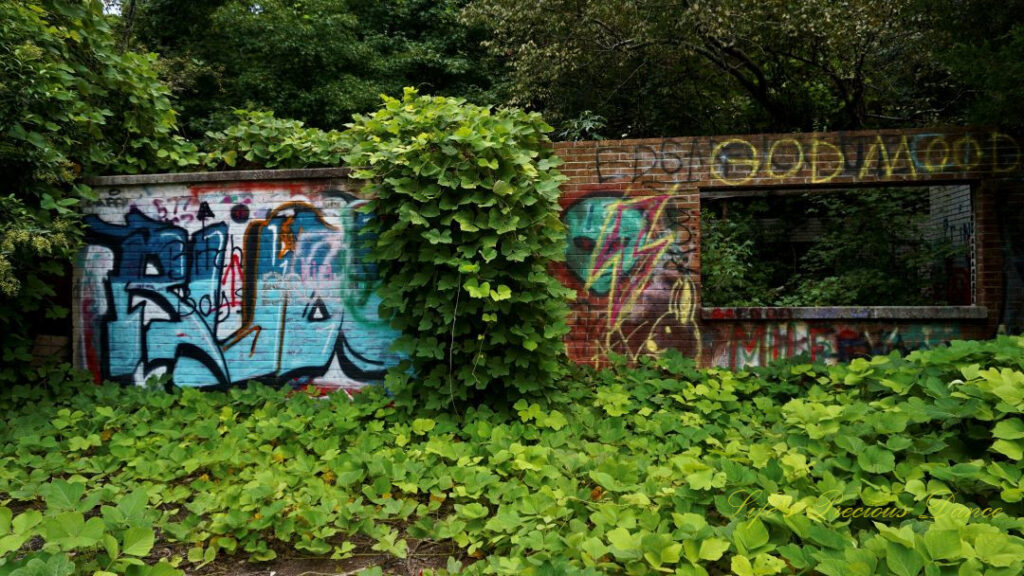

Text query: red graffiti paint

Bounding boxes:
[81,298,102,383]
[188,181,339,198]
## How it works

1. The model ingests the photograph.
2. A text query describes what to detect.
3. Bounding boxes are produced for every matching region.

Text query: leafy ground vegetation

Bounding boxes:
[2,337,1023,575]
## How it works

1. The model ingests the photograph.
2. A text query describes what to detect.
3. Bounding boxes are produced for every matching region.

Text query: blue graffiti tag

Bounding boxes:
[84,200,401,388]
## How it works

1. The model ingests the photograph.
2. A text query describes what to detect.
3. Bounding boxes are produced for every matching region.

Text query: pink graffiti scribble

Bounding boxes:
[590,195,673,332]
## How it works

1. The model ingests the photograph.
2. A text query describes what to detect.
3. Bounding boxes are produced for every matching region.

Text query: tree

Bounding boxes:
[0,0,182,381]
[123,0,505,134]
[464,0,1020,137]
[922,0,1024,131]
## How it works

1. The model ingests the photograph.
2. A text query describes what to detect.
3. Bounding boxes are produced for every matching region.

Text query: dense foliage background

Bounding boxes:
[110,0,1024,138]
[121,0,502,135]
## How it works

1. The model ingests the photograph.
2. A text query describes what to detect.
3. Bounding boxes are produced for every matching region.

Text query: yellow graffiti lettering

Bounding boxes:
[710,139,759,185]
[953,136,982,171]
[765,138,804,179]
[811,138,844,183]
[888,135,917,177]
[859,135,891,178]
[992,132,1021,173]
[923,136,950,173]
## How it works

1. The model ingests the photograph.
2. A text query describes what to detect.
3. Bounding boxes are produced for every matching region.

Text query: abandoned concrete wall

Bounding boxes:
[75,128,1024,387]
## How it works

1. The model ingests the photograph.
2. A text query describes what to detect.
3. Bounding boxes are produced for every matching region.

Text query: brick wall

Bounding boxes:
[74,128,1024,387]
[554,128,1022,368]
[74,170,401,392]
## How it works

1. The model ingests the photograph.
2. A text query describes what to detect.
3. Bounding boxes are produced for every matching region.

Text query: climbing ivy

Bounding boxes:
[342,88,573,407]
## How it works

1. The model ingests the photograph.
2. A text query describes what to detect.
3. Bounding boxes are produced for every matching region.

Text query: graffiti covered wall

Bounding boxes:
[551,182,703,364]
[75,128,1024,386]
[75,174,401,391]
[555,127,1023,369]
[709,322,961,370]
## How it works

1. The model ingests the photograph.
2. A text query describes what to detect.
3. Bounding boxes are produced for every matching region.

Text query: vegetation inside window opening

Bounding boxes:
[700,186,973,307]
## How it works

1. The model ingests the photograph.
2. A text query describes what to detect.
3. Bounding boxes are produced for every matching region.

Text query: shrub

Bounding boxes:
[342,88,573,408]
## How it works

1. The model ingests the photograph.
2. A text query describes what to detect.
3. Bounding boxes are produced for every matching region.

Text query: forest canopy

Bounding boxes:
[111,0,1024,138]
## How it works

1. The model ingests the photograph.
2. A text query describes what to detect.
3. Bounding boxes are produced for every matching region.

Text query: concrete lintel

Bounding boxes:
[701,306,989,321]
[83,167,352,187]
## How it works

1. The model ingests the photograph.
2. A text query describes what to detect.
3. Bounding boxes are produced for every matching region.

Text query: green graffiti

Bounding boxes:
[563,197,649,295]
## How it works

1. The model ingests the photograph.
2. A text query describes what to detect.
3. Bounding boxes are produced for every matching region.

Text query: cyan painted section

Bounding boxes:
[75,177,400,392]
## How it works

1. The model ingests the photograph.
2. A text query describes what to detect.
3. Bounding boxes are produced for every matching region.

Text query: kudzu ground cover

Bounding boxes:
[1,337,1023,575]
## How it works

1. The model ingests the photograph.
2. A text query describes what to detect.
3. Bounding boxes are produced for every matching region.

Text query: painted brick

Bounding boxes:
[74,127,1024,388]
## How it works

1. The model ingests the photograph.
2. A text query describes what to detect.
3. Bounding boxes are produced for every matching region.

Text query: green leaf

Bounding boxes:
[993,418,1024,440]
[455,503,489,520]
[857,445,896,474]
[118,489,150,527]
[43,480,85,511]
[974,533,1024,567]
[733,518,770,554]
[493,180,513,195]
[580,536,609,561]
[607,527,642,560]
[885,542,924,576]
[490,285,512,301]
[12,510,42,535]
[123,527,155,557]
[731,555,755,576]
[923,528,961,561]
[699,537,731,561]
[103,533,119,560]
[412,418,436,435]
[992,439,1023,460]
[44,554,74,576]
[463,278,491,298]
[541,410,567,430]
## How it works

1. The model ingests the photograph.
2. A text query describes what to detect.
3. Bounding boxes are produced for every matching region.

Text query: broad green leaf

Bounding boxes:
[122,527,155,557]
[490,285,512,301]
[0,508,10,536]
[885,542,924,576]
[874,523,916,548]
[43,480,85,511]
[607,526,642,559]
[455,503,489,520]
[699,537,731,561]
[857,445,896,474]
[923,528,961,561]
[118,489,150,527]
[733,518,770,554]
[580,536,608,561]
[103,533,119,560]
[993,418,1024,440]
[731,555,755,576]
[974,533,1024,567]
[412,418,436,435]
[991,439,1022,460]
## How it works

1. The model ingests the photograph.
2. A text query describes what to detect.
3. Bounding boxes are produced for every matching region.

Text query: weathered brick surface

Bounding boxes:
[554,128,1024,368]
[74,177,401,391]
[73,128,1024,387]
